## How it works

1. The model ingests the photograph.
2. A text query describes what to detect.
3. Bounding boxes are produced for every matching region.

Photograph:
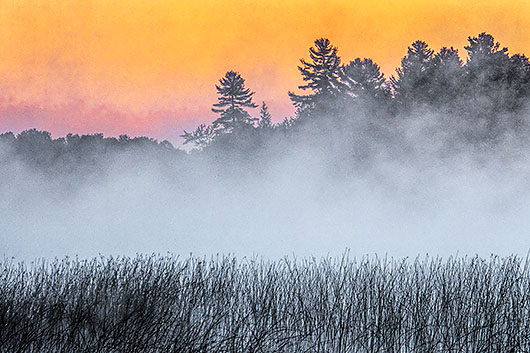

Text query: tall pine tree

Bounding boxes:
[391,40,434,109]
[463,33,529,140]
[340,58,390,104]
[427,47,463,107]
[288,38,342,110]
[464,33,511,102]
[212,71,258,132]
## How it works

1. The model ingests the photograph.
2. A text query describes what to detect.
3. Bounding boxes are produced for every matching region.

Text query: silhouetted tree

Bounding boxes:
[464,33,511,101]
[507,54,530,110]
[462,33,528,140]
[427,47,464,106]
[212,71,258,133]
[288,38,342,111]
[258,102,273,128]
[13,129,62,168]
[391,40,434,109]
[464,33,530,115]
[340,58,390,104]
[465,32,508,65]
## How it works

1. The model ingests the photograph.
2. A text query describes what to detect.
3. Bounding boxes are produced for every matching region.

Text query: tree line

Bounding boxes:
[1,32,530,175]
[183,32,530,151]
[0,129,183,175]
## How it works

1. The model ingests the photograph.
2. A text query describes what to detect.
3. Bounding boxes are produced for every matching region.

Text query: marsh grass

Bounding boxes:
[1,254,530,353]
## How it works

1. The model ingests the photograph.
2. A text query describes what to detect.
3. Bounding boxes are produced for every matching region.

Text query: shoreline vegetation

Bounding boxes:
[2,253,530,352]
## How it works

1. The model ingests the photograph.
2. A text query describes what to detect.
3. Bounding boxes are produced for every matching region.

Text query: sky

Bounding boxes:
[0,0,530,144]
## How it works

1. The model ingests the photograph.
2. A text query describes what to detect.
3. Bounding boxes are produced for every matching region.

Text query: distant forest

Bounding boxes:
[2,32,530,174]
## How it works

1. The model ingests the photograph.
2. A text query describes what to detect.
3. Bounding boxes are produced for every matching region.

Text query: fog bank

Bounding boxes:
[2,128,530,262]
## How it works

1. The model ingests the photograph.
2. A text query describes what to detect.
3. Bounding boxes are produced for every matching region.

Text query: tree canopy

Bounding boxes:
[211,70,258,132]
[288,38,342,110]
[4,32,530,168]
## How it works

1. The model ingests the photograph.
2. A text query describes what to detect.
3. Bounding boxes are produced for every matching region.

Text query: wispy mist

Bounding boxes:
[2,121,530,262]
[3,33,530,261]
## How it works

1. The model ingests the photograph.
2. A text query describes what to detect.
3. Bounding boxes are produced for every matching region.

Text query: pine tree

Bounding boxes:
[258,102,272,128]
[340,58,390,103]
[390,40,434,109]
[288,38,342,109]
[427,47,464,106]
[212,71,258,132]
[431,47,462,73]
[464,33,512,96]
[465,33,508,65]
[507,54,530,110]
[463,33,529,139]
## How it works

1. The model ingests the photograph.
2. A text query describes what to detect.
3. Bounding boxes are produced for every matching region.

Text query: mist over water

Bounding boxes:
[3,33,530,262]
[2,112,530,262]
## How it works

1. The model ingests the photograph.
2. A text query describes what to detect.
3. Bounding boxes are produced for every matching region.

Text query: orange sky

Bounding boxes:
[0,0,529,144]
